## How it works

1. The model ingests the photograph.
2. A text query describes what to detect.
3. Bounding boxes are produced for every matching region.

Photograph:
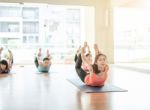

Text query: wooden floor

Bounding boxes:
[0,64,150,110]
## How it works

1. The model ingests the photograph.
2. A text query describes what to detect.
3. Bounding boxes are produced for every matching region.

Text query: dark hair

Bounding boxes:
[92,54,107,74]
[43,57,50,61]
[94,53,106,64]
[92,64,100,74]
[0,59,8,69]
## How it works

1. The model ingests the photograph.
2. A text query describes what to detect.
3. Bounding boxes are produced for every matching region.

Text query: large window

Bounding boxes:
[114,8,150,63]
[0,3,94,64]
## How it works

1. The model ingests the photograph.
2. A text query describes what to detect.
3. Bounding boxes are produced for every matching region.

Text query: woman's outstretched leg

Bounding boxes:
[34,48,42,68]
[34,57,39,68]
[75,54,87,82]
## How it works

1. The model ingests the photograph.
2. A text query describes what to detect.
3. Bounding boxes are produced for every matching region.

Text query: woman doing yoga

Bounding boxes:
[34,48,52,73]
[0,47,13,74]
[75,42,109,86]
[74,43,92,73]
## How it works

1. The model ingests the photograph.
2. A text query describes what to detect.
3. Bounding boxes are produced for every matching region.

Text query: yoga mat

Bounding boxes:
[36,72,50,74]
[36,71,57,74]
[67,78,127,93]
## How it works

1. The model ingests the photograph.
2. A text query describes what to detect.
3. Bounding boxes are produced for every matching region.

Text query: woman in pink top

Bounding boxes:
[84,54,109,86]
[75,42,109,86]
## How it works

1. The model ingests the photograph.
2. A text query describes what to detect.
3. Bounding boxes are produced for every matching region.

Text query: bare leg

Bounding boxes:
[0,47,3,60]
[46,49,52,59]
[35,48,42,68]
[37,48,42,57]
[74,46,81,62]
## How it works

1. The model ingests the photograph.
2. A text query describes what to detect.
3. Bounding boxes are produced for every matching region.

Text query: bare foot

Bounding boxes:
[94,44,98,50]
[46,49,50,57]
[37,48,42,57]
[0,47,3,54]
[76,46,81,55]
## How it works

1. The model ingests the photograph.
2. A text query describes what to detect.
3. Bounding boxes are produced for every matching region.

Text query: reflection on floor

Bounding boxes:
[0,64,150,110]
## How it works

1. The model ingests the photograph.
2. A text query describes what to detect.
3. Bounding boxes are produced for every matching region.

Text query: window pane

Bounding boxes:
[22,7,39,19]
[0,6,21,17]
[0,22,19,32]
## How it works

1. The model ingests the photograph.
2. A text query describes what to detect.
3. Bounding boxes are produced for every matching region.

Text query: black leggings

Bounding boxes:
[74,54,78,63]
[75,54,87,82]
[34,57,39,68]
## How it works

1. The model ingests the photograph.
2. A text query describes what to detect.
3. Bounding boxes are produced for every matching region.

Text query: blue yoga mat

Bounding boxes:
[67,78,127,93]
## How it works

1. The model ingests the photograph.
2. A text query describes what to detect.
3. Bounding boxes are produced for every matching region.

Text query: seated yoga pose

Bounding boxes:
[75,42,109,86]
[0,47,13,74]
[34,48,52,73]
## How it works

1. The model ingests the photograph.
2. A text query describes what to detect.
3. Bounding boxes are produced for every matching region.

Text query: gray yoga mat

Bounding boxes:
[67,78,127,93]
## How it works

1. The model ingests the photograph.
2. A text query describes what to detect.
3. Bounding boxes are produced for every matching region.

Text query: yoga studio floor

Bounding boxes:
[0,63,150,110]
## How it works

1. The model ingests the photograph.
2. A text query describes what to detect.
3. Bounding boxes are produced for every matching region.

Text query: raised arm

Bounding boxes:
[98,64,109,79]
[35,48,43,65]
[87,45,91,54]
[8,49,13,69]
[0,47,3,54]
[37,56,43,65]
[94,43,101,57]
